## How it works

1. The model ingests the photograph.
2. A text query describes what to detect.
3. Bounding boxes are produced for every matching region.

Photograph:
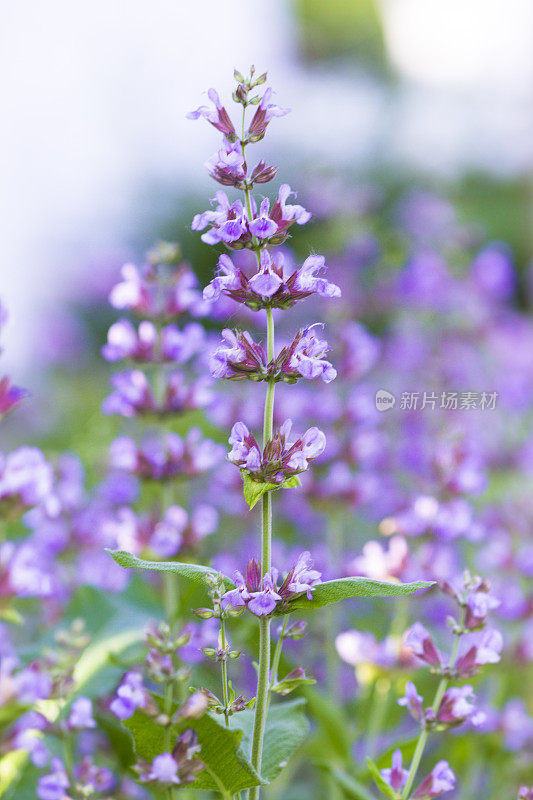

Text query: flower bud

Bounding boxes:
[194,608,215,620]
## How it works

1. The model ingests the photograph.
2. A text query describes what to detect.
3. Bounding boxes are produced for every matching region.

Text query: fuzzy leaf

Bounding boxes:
[242,472,301,510]
[232,698,310,781]
[107,550,235,590]
[272,577,434,615]
[366,756,398,799]
[124,709,264,794]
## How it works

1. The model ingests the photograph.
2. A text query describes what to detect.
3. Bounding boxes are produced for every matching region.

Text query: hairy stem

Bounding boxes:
[248,304,276,799]
[220,617,231,727]
[249,616,271,800]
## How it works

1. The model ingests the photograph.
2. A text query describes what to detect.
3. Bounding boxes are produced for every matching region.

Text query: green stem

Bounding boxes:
[400,625,463,800]
[366,677,391,759]
[62,731,78,799]
[249,305,276,799]
[164,679,173,751]
[220,617,231,727]
[241,94,274,800]
[249,616,271,800]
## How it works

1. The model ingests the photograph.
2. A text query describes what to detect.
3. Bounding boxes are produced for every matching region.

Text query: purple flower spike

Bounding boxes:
[222,553,321,616]
[143,753,181,785]
[109,261,208,319]
[36,758,70,800]
[381,749,408,793]
[187,87,237,140]
[109,430,223,480]
[205,137,246,186]
[398,681,424,722]
[436,686,478,727]
[278,551,321,600]
[404,622,442,667]
[211,325,336,385]
[0,376,29,419]
[246,86,290,141]
[519,788,533,800]
[227,419,326,484]
[0,447,53,515]
[103,319,204,364]
[455,627,503,676]
[412,761,455,798]
[110,671,148,720]
[203,250,340,311]
[67,696,96,730]
[210,329,267,381]
[275,324,336,384]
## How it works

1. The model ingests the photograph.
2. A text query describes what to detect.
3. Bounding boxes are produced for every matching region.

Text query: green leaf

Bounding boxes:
[242,472,301,510]
[272,674,316,696]
[272,577,434,615]
[0,704,29,736]
[232,698,310,782]
[0,607,23,625]
[124,709,264,795]
[107,550,235,590]
[95,711,136,768]
[366,756,398,799]
[303,687,353,761]
[0,751,27,796]
[326,766,376,800]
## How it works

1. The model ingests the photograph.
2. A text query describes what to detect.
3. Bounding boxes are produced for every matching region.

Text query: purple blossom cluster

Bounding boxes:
[211,324,336,384]
[203,251,340,311]
[222,552,321,616]
[109,429,222,480]
[227,419,326,484]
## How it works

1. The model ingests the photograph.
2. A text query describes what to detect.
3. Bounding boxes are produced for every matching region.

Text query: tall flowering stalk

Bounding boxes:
[188,67,339,791]
[107,67,430,800]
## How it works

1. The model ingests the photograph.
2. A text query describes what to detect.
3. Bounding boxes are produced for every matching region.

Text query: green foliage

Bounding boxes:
[366,756,398,799]
[107,550,235,590]
[303,687,353,762]
[242,472,301,510]
[272,673,316,696]
[273,577,434,615]
[233,698,310,782]
[124,708,264,795]
[0,705,29,737]
[0,586,151,799]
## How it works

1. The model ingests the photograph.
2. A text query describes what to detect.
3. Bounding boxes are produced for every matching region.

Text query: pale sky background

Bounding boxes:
[1,0,532,373]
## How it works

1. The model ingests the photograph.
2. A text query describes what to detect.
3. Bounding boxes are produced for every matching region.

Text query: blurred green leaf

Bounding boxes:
[0,751,29,798]
[232,698,310,782]
[366,756,397,799]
